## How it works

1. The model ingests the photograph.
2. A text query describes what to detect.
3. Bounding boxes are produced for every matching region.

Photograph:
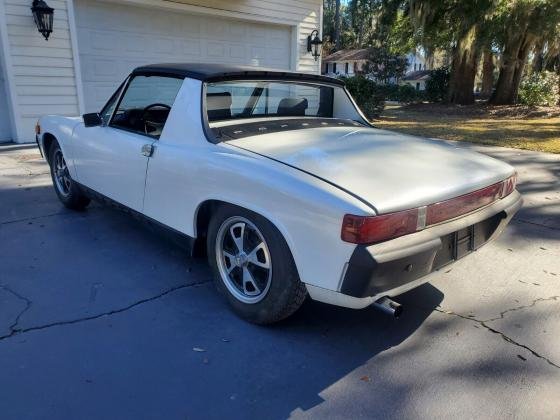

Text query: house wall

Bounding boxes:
[0,0,80,143]
[406,52,429,72]
[167,0,322,73]
[0,0,323,143]
[0,28,13,142]
[401,80,427,91]
[324,60,366,77]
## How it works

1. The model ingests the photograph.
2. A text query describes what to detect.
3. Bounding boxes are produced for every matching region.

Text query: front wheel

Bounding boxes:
[49,143,90,210]
[207,205,307,324]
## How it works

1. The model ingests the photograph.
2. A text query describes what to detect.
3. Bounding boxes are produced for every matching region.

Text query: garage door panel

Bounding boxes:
[75,0,292,112]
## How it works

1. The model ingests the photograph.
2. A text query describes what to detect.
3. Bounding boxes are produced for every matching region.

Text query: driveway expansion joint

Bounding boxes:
[0,280,211,343]
[434,306,560,369]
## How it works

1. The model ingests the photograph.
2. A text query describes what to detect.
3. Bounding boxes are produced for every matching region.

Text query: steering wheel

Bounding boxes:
[142,103,172,134]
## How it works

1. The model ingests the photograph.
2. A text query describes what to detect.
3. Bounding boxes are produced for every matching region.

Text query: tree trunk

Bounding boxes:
[532,40,545,73]
[334,0,341,50]
[481,49,494,98]
[490,34,534,105]
[448,26,481,105]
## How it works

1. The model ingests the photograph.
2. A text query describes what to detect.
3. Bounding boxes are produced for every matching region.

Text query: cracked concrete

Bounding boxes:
[0,142,559,419]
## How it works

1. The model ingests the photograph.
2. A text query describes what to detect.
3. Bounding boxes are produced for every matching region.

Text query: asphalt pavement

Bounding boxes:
[0,141,558,419]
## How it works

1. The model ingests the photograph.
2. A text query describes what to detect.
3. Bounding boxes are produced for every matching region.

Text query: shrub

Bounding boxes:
[383,84,425,104]
[518,71,560,106]
[396,84,422,104]
[382,84,401,101]
[341,75,386,119]
[425,67,450,102]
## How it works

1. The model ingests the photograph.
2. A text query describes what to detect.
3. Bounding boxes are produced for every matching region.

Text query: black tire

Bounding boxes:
[49,142,90,211]
[207,204,307,324]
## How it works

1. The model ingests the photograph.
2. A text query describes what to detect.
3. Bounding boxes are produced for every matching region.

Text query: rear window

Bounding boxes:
[206,81,334,122]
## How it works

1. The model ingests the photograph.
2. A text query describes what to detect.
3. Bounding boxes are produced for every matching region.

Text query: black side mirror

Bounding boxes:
[83,113,102,127]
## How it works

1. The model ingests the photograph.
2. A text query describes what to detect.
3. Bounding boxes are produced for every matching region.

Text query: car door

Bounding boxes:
[72,75,183,212]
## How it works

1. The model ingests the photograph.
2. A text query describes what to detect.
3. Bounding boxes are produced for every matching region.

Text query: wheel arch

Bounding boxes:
[41,132,58,164]
[193,199,299,272]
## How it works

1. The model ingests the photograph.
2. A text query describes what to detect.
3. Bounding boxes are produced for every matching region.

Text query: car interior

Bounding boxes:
[207,92,310,122]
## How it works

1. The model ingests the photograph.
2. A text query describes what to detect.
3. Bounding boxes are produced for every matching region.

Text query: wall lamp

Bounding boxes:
[307,29,323,61]
[31,0,54,41]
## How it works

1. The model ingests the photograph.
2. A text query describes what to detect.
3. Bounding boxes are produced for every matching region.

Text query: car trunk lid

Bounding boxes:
[226,125,515,214]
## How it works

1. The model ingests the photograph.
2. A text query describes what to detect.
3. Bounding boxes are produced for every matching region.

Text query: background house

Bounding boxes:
[322,48,370,77]
[400,70,432,91]
[0,0,323,144]
[322,48,431,88]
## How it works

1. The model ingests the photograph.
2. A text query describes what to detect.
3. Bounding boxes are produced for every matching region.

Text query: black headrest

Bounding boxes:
[207,92,232,121]
[277,98,308,116]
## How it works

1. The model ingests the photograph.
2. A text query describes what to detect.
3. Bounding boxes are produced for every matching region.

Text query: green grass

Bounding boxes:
[375,104,560,154]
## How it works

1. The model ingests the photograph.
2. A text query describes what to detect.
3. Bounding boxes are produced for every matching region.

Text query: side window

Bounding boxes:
[110,75,183,138]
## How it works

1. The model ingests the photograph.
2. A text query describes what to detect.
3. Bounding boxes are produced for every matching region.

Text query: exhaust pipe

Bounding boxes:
[372,296,403,319]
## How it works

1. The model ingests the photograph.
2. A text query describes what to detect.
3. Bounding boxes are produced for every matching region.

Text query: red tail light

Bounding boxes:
[501,174,517,198]
[342,174,517,244]
[426,182,503,226]
[341,209,419,244]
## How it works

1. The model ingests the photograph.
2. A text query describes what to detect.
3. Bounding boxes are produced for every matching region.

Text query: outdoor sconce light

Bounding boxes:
[307,29,323,61]
[31,0,54,41]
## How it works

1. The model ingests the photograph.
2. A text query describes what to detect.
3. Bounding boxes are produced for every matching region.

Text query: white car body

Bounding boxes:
[37,63,522,313]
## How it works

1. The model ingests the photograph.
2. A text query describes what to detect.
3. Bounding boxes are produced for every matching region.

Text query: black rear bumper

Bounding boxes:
[340,192,522,298]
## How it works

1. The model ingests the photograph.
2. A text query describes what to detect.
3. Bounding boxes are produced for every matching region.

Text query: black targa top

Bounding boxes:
[131,63,345,86]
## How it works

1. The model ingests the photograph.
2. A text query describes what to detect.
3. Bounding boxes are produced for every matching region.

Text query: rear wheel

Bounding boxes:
[207,205,307,324]
[49,143,90,210]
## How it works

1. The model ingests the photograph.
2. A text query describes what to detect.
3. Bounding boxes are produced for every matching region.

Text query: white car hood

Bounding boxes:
[226,126,515,214]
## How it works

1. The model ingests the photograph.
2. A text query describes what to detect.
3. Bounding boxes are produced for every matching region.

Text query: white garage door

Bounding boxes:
[0,39,12,142]
[75,0,292,112]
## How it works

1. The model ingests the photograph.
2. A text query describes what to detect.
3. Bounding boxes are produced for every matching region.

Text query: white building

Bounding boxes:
[322,48,370,77]
[0,0,323,143]
[322,48,430,81]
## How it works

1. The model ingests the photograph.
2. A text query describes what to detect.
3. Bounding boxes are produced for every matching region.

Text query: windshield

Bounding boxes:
[206,81,335,122]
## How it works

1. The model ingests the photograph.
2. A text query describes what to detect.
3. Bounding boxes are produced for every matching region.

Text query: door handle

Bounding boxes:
[141,143,154,157]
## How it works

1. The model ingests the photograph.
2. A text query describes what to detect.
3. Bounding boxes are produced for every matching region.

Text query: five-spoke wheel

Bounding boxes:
[48,142,90,210]
[208,205,307,324]
[216,217,272,304]
[53,149,71,197]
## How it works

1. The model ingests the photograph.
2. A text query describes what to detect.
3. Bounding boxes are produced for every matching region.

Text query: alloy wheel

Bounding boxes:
[215,216,272,304]
[53,150,71,197]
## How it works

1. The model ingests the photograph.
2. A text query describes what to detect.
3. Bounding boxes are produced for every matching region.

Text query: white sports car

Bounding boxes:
[37,63,522,324]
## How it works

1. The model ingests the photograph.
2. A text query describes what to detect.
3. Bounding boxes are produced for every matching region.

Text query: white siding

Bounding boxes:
[0,31,12,142]
[167,0,322,73]
[1,0,80,142]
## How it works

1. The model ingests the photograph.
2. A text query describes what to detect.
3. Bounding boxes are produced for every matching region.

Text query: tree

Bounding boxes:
[481,47,495,97]
[334,0,342,49]
[408,0,497,105]
[490,0,560,105]
[363,46,408,83]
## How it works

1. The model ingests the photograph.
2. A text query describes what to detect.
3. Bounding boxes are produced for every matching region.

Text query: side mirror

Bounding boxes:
[83,113,102,127]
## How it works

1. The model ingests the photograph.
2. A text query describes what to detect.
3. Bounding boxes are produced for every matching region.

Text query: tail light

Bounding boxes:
[341,209,418,244]
[342,174,517,244]
[500,173,517,198]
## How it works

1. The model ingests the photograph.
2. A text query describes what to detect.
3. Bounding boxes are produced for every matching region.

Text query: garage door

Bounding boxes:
[75,0,292,112]
[0,39,12,142]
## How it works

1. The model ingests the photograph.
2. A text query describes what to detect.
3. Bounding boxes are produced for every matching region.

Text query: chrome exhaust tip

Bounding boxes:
[372,296,403,319]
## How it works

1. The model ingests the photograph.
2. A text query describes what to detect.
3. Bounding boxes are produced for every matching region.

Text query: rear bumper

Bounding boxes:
[306,191,522,309]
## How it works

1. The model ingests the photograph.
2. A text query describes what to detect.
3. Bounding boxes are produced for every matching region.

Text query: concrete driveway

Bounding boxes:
[0,141,558,419]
